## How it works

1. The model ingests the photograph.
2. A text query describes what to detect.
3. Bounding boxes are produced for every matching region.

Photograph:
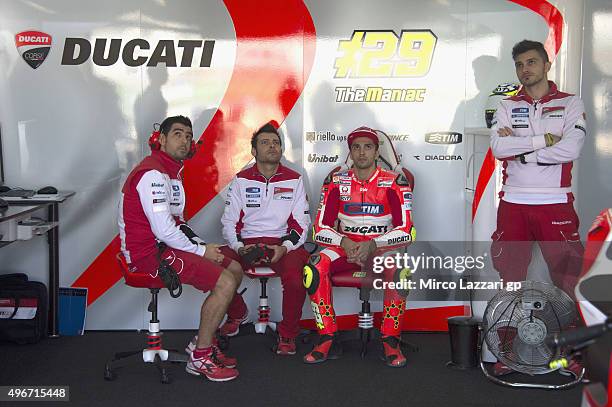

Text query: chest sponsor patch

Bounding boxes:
[246,187,261,194]
[339,185,351,195]
[246,193,260,198]
[542,106,564,119]
[403,192,413,210]
[377,178,393,187]
[273,187,294,200]
[340,195,351,201]
[512,124,529,129]
[511,114,529,118]
[343,203,384,215]
[172,185,180,191]
[512,107,529,114]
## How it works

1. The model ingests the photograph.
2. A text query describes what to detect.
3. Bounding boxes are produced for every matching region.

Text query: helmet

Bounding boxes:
[485,83,520,128]
[148,123,197,159]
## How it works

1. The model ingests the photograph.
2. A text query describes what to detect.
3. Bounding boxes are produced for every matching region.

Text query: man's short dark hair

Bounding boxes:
[159,115,192,135]
[251,122,281,149]
[512,40,549,63]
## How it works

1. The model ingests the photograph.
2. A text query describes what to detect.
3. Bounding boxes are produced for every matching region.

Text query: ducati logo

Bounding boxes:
[15,31,52,69]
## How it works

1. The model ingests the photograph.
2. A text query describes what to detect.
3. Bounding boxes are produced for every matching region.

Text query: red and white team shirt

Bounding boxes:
[221,163,311,252]
[119,150,205,264]
[490,81,586,204]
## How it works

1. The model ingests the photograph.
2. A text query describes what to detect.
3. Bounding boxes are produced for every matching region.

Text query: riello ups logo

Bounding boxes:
[15,31,52,69]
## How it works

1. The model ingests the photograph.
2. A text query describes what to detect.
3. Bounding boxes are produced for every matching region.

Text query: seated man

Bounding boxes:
[118,115,243,382]
[220,121,311,355]
[303,126,415,367]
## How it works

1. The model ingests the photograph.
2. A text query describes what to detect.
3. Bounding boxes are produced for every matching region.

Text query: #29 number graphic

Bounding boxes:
[334,30,437,78]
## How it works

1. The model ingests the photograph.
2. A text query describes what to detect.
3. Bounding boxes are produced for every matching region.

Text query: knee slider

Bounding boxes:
[303,253,329,295]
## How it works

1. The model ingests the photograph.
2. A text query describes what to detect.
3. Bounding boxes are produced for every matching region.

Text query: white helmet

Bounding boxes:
[485,83,520,128]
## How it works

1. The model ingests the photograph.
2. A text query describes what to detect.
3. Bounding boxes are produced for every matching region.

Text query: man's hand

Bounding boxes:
[268,245,288,264]
[237,244,256,257]
[351,240,377,266]
[341,237,359,261]
[497,126,513,137]
[544,132,561,147]
[203,243,224,264]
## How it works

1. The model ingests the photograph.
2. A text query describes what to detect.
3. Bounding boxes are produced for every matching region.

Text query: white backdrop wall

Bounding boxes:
[0,0,598,330]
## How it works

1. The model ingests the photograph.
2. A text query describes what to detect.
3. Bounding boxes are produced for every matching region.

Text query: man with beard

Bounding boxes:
[119,115,242,381]
[490,40,586,377]
[220,121,311,355]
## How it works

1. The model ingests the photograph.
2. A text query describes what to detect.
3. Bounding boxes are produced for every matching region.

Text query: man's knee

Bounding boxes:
[227,260,243,283]
[214,269,239,295]
[303,252,331,295]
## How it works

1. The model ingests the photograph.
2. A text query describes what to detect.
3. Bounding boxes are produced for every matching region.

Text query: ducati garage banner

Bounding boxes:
[0,0,584,330]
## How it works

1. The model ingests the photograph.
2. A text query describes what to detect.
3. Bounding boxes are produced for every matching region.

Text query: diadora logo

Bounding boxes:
[343,203,384,215]
[15,31,52,69]
[334,30,437,78]
[245,187,261,194]
[424,132,462,145]
[61,38,215,67]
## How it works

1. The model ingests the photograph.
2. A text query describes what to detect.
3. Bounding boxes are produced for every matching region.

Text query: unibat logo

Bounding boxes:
[15,31,52,69]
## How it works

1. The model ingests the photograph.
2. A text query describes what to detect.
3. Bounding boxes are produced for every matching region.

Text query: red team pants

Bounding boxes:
[130,246,232,292]
[221,237,309,339]
[491,201,584,298]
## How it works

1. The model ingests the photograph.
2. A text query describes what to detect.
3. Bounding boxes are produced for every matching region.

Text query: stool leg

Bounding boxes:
[255,278,270,334]
[358,299,373,358]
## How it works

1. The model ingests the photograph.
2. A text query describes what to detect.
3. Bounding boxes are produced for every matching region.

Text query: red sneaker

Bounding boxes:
[219,313,249,337]
[185,335,237,368]
[303,334,340,364]
[381,335,406,368]
[276,336,296,356]
[186,349,239,382]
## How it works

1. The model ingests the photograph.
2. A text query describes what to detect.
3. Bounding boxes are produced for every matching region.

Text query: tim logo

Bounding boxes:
[15,31,52,69]
[425,132,462,145]
[344,203,383,215]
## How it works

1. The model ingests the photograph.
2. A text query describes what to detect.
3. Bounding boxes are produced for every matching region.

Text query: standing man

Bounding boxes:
[490,39,586,297]
[303,126,416,367]
[220,121,311,355]
[119,115,242,382]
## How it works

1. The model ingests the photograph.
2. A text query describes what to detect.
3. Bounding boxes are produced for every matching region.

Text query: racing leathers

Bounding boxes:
[489,81,586,296]
[305,166,415,337]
